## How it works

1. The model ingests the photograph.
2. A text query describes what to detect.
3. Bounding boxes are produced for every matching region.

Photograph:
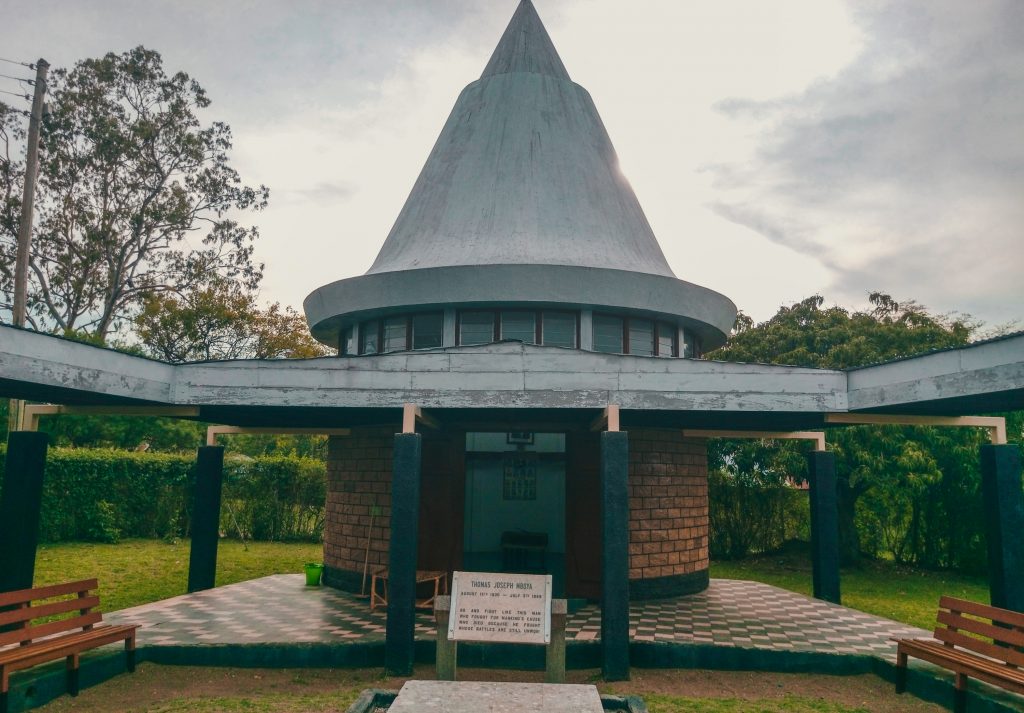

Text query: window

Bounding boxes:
[500,310,536,343]
[656,321,676,357]
[593,314,624,353]
[459,311,495,345]
[682,329,701,359]
[628,318,655,356]
[412,313,443,349]
[541,311,576,348]
[340,327,356,355]
[382,316,408,352]
[360,320,379,355]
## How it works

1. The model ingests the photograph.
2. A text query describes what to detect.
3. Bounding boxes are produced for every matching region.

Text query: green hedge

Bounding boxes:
[0,447,325,543]
[708,470,810,559]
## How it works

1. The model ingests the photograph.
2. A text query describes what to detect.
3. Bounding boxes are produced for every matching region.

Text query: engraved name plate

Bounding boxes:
[448,571,552,645]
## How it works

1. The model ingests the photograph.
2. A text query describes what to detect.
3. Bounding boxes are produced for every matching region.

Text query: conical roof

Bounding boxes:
[304,0,736,351]
[480,0,570,81]
[366,0,675,278]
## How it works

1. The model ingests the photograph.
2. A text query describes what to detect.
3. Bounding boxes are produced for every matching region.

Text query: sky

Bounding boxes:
[2,0,1022,330]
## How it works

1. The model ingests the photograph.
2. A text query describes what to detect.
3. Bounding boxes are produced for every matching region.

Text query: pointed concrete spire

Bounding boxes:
[304,1,737,352]
[365,0,676,278]
[481,0,570,80]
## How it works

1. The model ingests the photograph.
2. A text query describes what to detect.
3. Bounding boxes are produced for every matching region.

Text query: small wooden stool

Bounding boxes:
[370,569,447,611]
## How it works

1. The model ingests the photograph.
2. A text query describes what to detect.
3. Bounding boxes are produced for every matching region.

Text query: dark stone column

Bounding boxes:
[187,446,225,593]
[0,432,49,593]
[600,430,630,681]
[980,444,1024,613]
[807,451,841,604]
[385,432,422,676]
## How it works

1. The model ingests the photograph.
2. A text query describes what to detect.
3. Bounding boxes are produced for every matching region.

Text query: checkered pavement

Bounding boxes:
[106,575,926,658]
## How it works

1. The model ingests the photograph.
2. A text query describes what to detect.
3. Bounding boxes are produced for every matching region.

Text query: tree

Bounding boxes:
[709,293,985,566]
[0,102,25,262]
[0,47,268,340]
[135,282,328,362]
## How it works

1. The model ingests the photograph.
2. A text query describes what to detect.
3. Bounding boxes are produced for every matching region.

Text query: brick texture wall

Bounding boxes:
[323,426,710,598]
[323,428,394,589]
[627,430,709,591]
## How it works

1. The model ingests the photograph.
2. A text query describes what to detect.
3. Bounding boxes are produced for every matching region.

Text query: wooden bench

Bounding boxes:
[893,596,1024,712]
[0,579,138,713]
[370,569,447,612]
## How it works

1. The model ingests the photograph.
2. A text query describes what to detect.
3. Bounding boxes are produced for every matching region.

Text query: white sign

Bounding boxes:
[447,571,552,645]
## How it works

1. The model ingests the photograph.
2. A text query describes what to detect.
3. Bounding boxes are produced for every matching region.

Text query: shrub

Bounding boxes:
[709,470,809,559]
[0,446,325,543]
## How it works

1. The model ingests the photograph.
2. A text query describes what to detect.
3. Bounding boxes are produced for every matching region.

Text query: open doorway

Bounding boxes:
[462,432,566,596]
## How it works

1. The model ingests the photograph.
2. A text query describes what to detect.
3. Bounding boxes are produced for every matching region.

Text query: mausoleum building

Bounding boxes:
[1,0,1021,681]
[306,0,736,602]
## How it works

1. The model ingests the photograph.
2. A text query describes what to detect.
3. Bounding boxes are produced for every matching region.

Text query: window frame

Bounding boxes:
[655,321,678,358]
[499,309,538,345]
[540,309,579,349]
[456,309,499,346]
[359,319,381,355]
[410,311,445,350]
[592,312,626,354]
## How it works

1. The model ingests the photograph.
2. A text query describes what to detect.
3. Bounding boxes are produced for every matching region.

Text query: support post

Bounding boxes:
[187,445,224,593]
[807,451,841,604]
[545,599,567,683]
[980,444,1024,612]
[385,432,422,675]
[0,432,49,593]
[600,430,630,681]
[434,595,456,681]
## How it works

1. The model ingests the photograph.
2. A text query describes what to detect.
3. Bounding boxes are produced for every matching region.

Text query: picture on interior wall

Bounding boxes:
[503,454,538,500]
[507,431,534,445]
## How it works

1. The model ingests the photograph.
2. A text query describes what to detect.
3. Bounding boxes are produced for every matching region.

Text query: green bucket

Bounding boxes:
[304,562,324,586]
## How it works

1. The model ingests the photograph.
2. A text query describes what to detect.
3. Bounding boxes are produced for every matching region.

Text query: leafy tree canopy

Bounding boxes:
[715,292,973,369]
[707,293,1007,568]
[135,282,328,362]
[0,47,268,341]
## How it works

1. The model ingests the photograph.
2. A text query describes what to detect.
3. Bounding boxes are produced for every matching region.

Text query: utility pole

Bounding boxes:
[8,58,48,435]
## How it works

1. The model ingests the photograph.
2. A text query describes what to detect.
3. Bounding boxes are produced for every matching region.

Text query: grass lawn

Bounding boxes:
[33,539,322,613]
[32,538,989,632]
[711,548,989,631]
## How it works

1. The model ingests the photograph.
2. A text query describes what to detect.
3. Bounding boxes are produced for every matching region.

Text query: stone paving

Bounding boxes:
[106,575,926,660]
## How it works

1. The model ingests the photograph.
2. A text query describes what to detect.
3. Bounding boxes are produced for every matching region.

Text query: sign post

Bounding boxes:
[435,571,566,683]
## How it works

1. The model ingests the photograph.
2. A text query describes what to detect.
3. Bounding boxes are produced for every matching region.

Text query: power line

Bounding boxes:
[0,89,31,101]
[0,73,34,85]
[0,57,33,69]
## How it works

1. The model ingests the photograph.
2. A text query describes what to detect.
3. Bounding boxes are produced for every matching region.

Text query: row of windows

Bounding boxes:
[593,314,679,357]
[340,310,700,358]
[458,310,577,348]
[341,313,444,356]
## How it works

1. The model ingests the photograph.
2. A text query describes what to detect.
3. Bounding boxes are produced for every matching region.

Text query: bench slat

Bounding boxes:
[940,596,1024,631]
[898,639,1024,693]
[934,626,1024,668]
[0,595,99,628]
[0,625,136,669]
[0,579,97,608]
[0,612,102,648]
[936,610,1024,649]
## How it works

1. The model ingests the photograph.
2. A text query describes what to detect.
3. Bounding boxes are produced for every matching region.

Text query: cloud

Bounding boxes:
[707,0,1024,326]
[285,181,358,204]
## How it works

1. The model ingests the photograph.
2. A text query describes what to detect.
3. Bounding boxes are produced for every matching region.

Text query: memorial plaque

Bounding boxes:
[448,571,552,644]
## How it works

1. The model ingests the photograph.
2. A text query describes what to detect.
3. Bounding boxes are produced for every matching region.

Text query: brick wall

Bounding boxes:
[628,430,709,596]
[323,426,710,598]
[323,428,394,590]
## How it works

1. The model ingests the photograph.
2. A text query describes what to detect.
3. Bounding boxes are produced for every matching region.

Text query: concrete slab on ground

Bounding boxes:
[387,681,603,712]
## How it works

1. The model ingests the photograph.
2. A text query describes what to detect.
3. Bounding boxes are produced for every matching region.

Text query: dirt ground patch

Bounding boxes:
[34,664,946,712]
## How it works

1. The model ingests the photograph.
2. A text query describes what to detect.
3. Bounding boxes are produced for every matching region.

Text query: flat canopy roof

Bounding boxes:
[1,325,1021,429]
